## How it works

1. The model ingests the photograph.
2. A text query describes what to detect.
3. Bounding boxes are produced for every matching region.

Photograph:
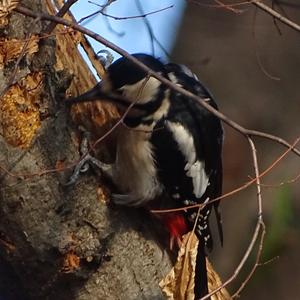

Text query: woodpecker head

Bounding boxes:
[67,54,169,123]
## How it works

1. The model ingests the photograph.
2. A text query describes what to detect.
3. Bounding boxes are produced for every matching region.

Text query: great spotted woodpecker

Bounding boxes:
[67,53,223,299]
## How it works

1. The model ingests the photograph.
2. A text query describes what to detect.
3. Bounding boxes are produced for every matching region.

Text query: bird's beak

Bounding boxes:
[65,82,105,105]
[65,80,148,114]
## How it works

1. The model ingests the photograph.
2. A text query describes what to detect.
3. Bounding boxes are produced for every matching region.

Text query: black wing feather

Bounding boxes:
[154,64,224,248]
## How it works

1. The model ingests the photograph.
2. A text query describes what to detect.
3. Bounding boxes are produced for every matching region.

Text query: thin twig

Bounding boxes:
[201,221,263,299]
[213,0,243,13]
[232,223,266,298]
[135,0,170,58]
[247,137,263,220]
[231,137,266,298]
[274,0,300,8]
[189,0,255,9]
[44,0,78,34]
[191,0,300,31]
[103,5,173,20]
[251,0,300,32]
[257,172,300,188]
[252,5,281,81]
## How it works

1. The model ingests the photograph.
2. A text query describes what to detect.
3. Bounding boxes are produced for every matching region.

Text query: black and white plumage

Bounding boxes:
[163,62,224,248]
[66,54,223,299]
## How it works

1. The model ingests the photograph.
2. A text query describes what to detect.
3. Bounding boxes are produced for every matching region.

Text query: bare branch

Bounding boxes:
[230,137,265,297]
[213,0,243,13]
[190,1,300,32]
[100,5,173,21]
[44,0,78,34]
[135,0,170,58]
[232,223,266,298]
[77,3,173,24]
[252,6,281,81]
[201,222,264,299]
[257,172,300,187]
[189,0,253,10]
[251,0,300,32]
[247,137,263,217]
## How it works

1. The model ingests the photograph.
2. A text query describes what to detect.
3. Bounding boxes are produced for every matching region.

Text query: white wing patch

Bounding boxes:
[167,121,209,198]
[185,160,209,198]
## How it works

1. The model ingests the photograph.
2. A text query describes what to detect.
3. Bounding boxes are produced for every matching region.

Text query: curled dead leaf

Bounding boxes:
[207,260,232,300]
[160,232,198,300]
[160,232,232,300]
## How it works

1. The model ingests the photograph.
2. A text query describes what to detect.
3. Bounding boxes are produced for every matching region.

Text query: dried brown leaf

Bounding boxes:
[207,260,232,300]
[160,232,232,300]
[159,232,198,300]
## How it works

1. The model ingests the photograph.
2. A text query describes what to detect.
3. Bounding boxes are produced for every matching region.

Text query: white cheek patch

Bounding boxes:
[119,76,161,104]
[167,121,209,199]
[168,72,180,85]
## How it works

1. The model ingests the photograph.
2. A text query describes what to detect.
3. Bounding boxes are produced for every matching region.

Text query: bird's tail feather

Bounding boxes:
[195,241,210,299]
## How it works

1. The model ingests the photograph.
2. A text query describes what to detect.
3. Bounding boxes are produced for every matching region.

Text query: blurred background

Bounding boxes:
[70,1,300,298]
[170,2,300,299]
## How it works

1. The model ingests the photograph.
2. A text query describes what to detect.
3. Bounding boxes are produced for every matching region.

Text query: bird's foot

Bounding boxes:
[64,127,112,186]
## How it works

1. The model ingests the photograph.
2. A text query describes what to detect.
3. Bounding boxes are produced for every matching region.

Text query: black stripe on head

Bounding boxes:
[107,53,167,90]
[123,84,167,127]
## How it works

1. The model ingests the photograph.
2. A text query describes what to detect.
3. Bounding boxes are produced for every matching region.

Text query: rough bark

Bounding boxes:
[0,1,172,299]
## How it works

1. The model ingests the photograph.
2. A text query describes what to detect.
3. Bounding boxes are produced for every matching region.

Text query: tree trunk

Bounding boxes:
[0,1,172,299]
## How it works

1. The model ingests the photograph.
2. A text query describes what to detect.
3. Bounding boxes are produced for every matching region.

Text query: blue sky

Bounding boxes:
[71,0,186,65]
